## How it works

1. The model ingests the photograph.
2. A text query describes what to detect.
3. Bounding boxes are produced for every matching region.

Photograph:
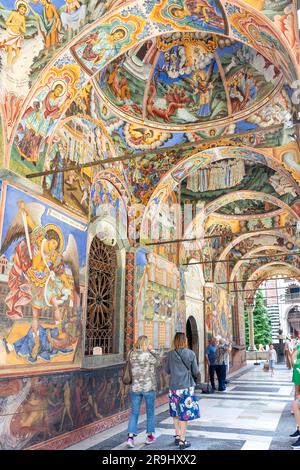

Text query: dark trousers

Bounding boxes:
[209,365,217,390]
[216,364,227,391]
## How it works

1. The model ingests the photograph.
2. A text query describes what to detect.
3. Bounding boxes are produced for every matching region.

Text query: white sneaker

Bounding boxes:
[126,437,135,448]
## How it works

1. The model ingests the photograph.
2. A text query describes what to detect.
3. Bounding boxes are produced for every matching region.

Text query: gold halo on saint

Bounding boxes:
[51,80,67,96]
[15,0,29,14]
[44,224,64,251]
[110,26,128,42]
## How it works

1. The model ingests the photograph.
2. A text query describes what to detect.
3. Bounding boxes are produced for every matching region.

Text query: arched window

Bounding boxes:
[86,236,117,355]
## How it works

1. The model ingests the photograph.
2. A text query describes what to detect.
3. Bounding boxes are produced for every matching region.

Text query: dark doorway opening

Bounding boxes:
[186,316,199,363]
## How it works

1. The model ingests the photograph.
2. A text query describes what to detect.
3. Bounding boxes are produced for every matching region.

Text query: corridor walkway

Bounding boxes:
[67,364,296,451]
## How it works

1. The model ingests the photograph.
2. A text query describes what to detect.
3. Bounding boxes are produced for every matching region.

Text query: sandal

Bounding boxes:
[178,439,191,449]
[174,435,180,445]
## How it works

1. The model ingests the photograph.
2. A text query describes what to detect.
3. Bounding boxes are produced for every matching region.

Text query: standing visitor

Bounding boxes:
[268,344,277,377]
[290,341,300,449]
[225,342,232,385]
[284,336,294,370]
[215,338,230,392]
[167,332,201,449]
[289,393,300,449]
[126,335,161,448]
[292,341,300,399]
[205,337,218,392]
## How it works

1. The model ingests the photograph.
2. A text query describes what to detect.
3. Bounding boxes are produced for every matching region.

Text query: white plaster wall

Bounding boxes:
[184,262,205,380]
[186,300,205,380]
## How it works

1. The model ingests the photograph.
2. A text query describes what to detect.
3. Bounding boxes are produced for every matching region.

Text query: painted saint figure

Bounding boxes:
[61,0,86,39]
[36,0,62,49]
[47,141,66,203]
[0,1,27,67]
[17,82,66,163]
[0,199,80,358]
[169,0,225,34]
[195,70,214,117]
[74,27,127,72]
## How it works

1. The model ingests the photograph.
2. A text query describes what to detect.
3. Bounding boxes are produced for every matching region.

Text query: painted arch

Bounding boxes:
[141,146,300,239]
[229,243,300,284]
[4,0,299,170]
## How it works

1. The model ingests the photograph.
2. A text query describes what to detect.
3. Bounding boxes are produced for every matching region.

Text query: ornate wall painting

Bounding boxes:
[6,0,297,176]
[241,1,298,51]
[224,2,297,82]
[96,31,283,131]
[149,0,227,35]
[142,192,179,264]
[204,286,213,343]
[70,10,147,76]
[124,150,180,205]
[135,249,180,349]
[212,287,232,342]
[142,145,300,235]
[42,117,102,218]
[0,182,88,374]
[42,113,119,218]
[205,218,236,259]
[245,88,294,131]
[90,178,128,236]
[0,358,170,450]
[240,0,292,19]
[181,158,300,216]
[0,0,121,99]
[0,115,3,167]
[278,145,300,187]
[0,364,131,450]
[220,42,281,113]
[122,123,176,152]
[10,63,81,176]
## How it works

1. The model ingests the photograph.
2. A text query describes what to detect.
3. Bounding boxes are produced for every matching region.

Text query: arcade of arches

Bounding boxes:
[0,0,299,450]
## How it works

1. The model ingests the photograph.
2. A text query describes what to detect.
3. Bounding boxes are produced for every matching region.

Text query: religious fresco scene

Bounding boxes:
[0,0,299,452]
[0,182,88,374]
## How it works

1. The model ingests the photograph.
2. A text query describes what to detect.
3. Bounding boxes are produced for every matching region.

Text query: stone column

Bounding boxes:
[247,305,255,351]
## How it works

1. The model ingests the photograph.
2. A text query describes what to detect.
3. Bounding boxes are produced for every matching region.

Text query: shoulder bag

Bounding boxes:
[122,350,133,385]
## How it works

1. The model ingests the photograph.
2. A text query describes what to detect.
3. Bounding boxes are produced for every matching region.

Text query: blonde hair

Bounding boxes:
[173,332,187,349]
[135,335,149,350]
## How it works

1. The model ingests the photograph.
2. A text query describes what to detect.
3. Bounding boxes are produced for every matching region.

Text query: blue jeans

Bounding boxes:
[209,365,217,389]
[216,364,227,391]
[128,390,156,435]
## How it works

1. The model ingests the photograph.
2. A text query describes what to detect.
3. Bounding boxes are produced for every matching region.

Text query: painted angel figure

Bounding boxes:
[0,199,80,334]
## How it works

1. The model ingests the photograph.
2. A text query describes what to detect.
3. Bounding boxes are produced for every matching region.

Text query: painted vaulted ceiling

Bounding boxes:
[0,0,299,290]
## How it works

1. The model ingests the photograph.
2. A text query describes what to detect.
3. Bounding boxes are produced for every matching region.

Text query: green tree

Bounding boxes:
[252,290,272,349]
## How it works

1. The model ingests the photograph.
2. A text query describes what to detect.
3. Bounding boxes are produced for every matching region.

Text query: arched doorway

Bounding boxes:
[186,316,199,363]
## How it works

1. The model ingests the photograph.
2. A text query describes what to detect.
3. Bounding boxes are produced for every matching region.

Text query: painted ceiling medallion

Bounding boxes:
[95,31,283,132]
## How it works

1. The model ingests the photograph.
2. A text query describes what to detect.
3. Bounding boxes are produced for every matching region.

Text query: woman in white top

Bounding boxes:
[268,344,277,377]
